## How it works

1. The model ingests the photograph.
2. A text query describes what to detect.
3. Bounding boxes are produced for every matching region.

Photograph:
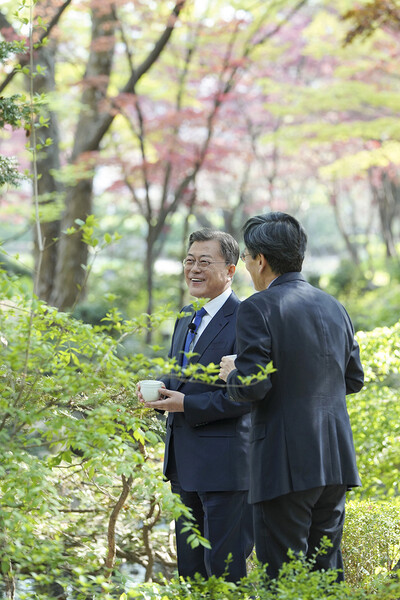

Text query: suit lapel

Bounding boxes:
[189,292,239,365]
[173,309,194,364]
[169,310,194,392]
[171,293,239,391]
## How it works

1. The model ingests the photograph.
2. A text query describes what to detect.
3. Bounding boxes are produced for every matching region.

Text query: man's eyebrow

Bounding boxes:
[187,253,214,258]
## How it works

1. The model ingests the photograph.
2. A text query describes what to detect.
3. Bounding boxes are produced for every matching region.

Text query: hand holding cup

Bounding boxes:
[137,380,164,403]
[219,354,237,382]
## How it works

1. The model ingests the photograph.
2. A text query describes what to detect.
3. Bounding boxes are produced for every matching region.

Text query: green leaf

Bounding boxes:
[1,559,10,575]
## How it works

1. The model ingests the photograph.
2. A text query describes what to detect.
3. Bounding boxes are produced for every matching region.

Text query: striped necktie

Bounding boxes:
[181,307,207,367]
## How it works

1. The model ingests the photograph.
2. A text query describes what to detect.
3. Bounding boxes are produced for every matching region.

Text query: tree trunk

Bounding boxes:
[369,169,399,259]
[31,41,63,302]
[49,6,116,310]
[379,173,399,259]
[145,224,158,344]
[329,188,360,266]
[41,1,186,310]
[49,179,93,309]
[146,228,155,320]
[105,475,133,572]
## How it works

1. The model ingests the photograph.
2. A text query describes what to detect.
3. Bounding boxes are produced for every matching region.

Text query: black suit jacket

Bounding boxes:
[227,273,364,503]
[163,291,251,492]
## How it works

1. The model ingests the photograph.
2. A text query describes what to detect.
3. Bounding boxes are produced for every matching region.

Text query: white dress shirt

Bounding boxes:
[192,288,232,349]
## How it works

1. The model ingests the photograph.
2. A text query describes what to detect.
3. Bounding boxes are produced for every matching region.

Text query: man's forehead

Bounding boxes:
[188,240,222,256]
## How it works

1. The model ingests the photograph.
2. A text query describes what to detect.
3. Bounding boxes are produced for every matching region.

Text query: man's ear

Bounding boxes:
[227,264,236,279]
[258,254,268,270]
[260,255,278,282]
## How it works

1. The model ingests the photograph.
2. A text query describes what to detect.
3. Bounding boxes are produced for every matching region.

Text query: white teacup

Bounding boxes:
[139,380,163,402]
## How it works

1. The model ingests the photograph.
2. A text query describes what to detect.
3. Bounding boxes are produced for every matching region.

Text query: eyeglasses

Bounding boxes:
[183,258,228,269]
[240,250,251,262]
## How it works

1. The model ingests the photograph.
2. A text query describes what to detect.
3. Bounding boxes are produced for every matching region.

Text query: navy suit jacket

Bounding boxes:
[227,273,364,504]
[163,291,251,493]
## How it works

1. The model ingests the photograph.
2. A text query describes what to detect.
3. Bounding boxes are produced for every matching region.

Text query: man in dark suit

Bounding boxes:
[219,212,364,581]
[140,229,253,582]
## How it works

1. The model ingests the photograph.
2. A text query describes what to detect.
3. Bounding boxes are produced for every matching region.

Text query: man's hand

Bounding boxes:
[143,388,185,412]
[219,355,236,382]
[137,381,166,404]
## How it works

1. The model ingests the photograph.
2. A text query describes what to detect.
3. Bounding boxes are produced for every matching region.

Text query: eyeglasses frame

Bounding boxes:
[182,257,229,269]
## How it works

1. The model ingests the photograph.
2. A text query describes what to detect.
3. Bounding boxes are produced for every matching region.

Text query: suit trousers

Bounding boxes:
[167,439,253,582]
[253,485,347,581]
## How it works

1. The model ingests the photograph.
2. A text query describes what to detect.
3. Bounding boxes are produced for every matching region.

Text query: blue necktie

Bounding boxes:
[181,307,207,367]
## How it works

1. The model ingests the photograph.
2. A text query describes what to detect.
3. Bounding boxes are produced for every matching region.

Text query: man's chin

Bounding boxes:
[188,284,206,298]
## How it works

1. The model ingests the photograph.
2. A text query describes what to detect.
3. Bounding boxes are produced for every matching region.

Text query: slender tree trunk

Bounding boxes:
[178,216,191,311]
[380,173,398,259]
[369,169,399,260]
[329,188,360,266]
[178,191,197,309]
[222,166,250,240]
[146,228,155,319]
[0,523,15,599]
[4,571,15,600]
[105,475,133,572]
[145,224,158,344]
[142,499,161,582]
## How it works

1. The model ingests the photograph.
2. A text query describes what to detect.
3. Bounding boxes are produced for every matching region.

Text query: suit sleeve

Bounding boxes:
[183,387,250,427]
[345,338,364,394]
[227,298,273,403]
[340,306,364,395]
[182,302,251,426]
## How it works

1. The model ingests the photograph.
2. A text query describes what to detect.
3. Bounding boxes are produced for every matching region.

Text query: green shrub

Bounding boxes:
[1,266,400,598]
[343,283,400,332]
[327,258,368,297]
[348,324,400,498]
[122,555,400,599]
[343,500,400,586]
[0,268,189,596]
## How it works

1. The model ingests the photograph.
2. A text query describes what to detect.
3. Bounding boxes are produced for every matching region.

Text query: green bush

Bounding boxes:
[1,266,400,598]
[328,258,368,297]
[0,268,191,597]
[122,556,400,599]
[342,283,400,332]
[321,251,400,332]
[343,500,400,586]
[348,323,400,498]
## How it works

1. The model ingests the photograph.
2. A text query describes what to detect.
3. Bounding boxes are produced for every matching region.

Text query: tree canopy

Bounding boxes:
[1,0,400,318]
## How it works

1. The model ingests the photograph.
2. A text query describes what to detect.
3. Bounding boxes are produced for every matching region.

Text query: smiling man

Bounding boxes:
[140,229,253,582]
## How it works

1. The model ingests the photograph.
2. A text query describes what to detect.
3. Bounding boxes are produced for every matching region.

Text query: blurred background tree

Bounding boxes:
[1,0,400,339]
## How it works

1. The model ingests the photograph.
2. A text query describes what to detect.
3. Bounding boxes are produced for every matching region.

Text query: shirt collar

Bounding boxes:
[202,287,232,318]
